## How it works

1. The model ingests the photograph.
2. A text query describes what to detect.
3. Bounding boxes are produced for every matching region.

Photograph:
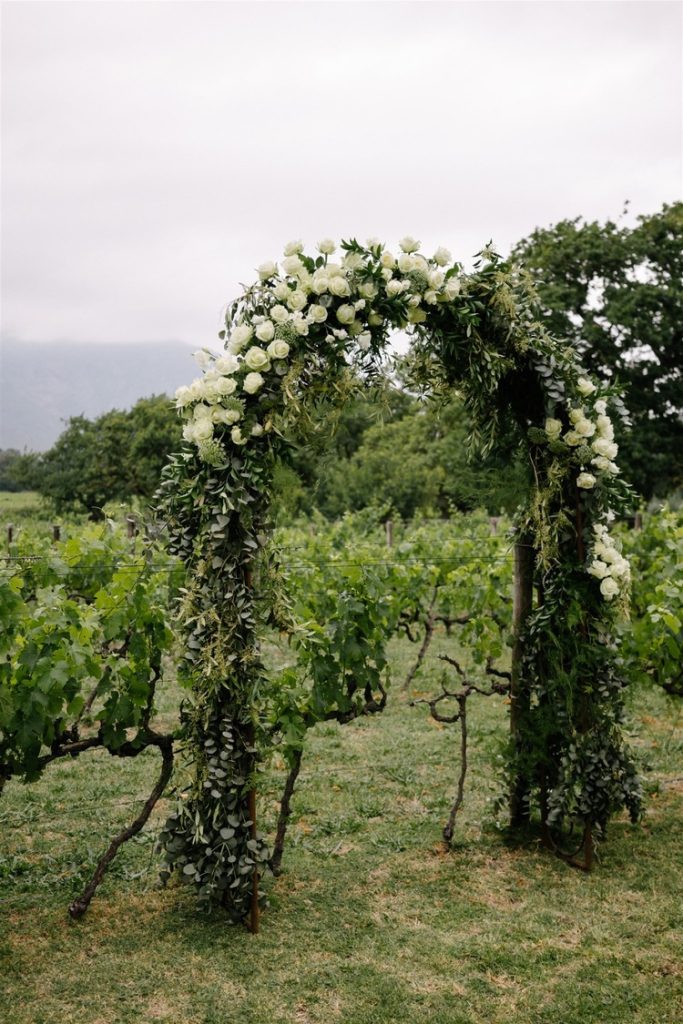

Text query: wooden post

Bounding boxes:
[52,524,61,544]
[7,524,14,549]
[489,516,500,535]
[509,534,534,827]
[634,512,643,531]
[126,516,137,542]
[385,520,393,548]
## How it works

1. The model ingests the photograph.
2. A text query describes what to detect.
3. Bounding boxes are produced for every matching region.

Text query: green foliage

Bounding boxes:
[618,510,683,697]
[304,399,527,520]
[513,202,683,499]
[0,522,179,785]
[33,396,182,518]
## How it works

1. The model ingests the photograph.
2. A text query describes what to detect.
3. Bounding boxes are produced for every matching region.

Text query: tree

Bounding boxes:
[36,396,182,517]
[513,202,683,499]
[272,390,527,520]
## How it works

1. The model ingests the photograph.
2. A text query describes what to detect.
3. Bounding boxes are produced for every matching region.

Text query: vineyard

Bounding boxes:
[1,494,682,1022]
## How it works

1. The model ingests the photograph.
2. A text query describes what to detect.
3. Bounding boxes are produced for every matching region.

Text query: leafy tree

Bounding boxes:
[513,202,683,499]
[36,396,181,517]
[273,392,527,520]
[0,449,22,492]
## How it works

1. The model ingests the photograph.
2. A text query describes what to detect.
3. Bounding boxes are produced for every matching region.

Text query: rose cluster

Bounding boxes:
[586,521,631,601]
[543,380,629,600]
[173,236,460,464]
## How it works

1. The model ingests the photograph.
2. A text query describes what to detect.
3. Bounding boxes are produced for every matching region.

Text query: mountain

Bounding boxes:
[0,339,197,451]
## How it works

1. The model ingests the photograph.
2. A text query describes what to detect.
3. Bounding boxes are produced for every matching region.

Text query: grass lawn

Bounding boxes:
[1,634,682,1024]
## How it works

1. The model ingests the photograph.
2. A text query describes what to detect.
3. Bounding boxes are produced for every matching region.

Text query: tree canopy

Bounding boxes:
[513,201,682,499]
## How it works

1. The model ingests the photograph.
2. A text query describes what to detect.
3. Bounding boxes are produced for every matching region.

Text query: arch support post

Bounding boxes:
[509,533,534,827]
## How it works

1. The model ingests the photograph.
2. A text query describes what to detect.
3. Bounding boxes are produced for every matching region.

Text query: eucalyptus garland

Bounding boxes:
[157,236,641,918]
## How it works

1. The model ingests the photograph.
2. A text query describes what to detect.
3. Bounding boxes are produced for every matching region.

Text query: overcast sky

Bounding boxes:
[1,0,681,349]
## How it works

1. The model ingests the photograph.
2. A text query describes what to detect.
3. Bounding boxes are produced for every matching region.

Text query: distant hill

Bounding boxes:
[0,339,197,451]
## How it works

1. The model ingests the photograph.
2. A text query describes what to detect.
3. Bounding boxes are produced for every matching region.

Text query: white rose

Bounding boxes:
[219,407,242,425]
[231,426,246,445]
[282,254,303,276]
[308,304,328,323]
[423,290,438,305]
[592,438,618,460]
[600,577,619,600]
[258,261,277,281]
[317,238,336,255]
[336,304,356,325]
[433,247,452,266]
[244,346,270,371]
[193,403,212,421]
[577,472,596,489]
[587,559,610,579]
[328,275,351,297]
[182,423,198,442]
[251,423,264,436]
[358,282,378,300]
[380,251,396,269]
[175,385,193,408]
[292,314,309,336]
[343,251,364,270]
[575,418,596,438]
[398,236,420,253]
[386,280,404,297]
[357,332,372,351]
[189,379,205,401]
[443,278,461,299]
[193,349,212,369]
[270,304,289,324]
[267,339,290,360]
[569,407,584,425]
[287,289,308,311]
[215,353,239,375]
[273,281,291,300]
[407,295,421,307]
[398,253,416,273]
[545,418,563,440]
[194,418,214,441]
[427,270,445,288]
[228,323,253,352]
[594,399,607,415]
[255,320,275,342]
[311,271,329,293]
[596,415,614,440]
[591,456,611,472]
[380,267,394,282]
[283,239,304,257]
[243,372,265,395]
[577,377,597,397]
[214,376,237,396]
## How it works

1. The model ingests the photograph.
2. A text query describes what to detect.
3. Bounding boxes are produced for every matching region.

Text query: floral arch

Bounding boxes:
[157,237,641,925]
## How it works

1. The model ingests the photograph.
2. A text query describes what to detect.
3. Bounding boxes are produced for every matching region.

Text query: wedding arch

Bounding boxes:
[156,236,641,926]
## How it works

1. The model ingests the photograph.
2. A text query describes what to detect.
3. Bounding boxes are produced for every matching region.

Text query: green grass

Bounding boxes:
[1,634,682,1024]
